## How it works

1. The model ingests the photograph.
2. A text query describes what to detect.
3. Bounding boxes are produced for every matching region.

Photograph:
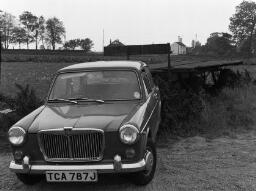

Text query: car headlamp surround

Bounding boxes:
[119,124,139,145]
[8,126,26,146]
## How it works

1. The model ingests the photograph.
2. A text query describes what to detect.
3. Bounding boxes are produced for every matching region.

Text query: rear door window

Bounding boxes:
[144,67,155,88]
[142,72,152,96]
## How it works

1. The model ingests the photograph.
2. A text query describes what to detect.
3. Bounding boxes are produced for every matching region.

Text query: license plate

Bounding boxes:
[46,171,98,182]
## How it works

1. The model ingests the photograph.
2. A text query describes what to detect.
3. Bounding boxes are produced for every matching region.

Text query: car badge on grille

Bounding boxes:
[63,126,73,131]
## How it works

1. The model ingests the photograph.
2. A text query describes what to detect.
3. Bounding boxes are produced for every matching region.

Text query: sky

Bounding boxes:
[0,0,244,51]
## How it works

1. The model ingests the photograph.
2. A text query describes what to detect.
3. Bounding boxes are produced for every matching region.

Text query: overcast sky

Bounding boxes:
[1,0,243,51]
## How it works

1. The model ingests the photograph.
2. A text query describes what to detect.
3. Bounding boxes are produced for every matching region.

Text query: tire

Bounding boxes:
[16,173,42,185]
[131,140,157,186]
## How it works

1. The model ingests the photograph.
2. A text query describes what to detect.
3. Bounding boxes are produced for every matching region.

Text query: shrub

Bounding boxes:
[14,84,43,117]
[0,84,43,132]
[154,68,255,138]
[0,112,20,132]
[154,74,205,137]
[0,94,16,109]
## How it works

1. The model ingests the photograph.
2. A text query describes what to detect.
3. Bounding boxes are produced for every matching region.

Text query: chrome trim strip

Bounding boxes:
[37,128,105,162]
[140,102,158,133]
[38,128,104,133]
[9,159,146,174]
[8,126,26,134]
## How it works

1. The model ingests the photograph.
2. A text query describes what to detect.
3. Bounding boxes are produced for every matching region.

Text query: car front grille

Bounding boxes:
[38,129,104,162]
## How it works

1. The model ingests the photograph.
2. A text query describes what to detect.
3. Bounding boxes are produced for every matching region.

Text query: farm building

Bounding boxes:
[171,37,187,55]
[107,39,125,47]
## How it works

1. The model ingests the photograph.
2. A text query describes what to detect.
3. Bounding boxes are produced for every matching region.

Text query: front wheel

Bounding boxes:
[131,140,156,185]
[16,173,42,185]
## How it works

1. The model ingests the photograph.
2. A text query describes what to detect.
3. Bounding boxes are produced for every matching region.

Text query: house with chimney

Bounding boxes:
[107,39,125,47]
[171,36,187,55]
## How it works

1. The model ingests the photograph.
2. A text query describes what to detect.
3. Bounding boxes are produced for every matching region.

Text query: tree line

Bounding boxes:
[1,1,256,55]
[192,1,256,57]
[0,10,93,52]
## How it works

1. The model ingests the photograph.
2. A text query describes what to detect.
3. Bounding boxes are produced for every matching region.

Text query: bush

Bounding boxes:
[154,74,205,137]
[154,69,256,138]
[0,84,43,132]
[14,84,43,117]
[0,112,20,132]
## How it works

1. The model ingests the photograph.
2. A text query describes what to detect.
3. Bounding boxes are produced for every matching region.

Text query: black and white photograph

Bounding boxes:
[1,0,256,190]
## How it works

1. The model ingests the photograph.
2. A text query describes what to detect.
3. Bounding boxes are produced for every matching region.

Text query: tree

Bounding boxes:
[10,26,27,49]
[79,38,93,52]
[229,1,256,54]
[205,32,234,56]
[63,39,80,50]
[19,11,38,49]
[0,11,15,49]
[38,16,45,48]
[45,17,65,50]
[32,15,46,49]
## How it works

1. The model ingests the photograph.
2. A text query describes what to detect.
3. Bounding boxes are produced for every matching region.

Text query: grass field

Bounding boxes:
[2,54,256,190]
[0,62,72,98]
[0,53,244,98]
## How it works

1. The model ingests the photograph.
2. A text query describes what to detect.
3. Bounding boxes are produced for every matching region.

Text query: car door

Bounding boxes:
[142,68,160,142]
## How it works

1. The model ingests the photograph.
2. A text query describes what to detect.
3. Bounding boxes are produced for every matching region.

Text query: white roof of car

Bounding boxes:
[59,61,147,72]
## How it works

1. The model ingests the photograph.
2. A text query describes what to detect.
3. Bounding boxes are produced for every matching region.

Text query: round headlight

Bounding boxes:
[119,124,139,144]
[8,126,26,146]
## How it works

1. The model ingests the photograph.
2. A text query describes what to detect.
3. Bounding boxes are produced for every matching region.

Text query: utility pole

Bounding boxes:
[102,29,105,53]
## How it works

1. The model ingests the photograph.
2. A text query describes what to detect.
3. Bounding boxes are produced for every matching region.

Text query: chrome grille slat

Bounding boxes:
[38,129,104,162]
[88,134,92,159]
[84,133,89,158]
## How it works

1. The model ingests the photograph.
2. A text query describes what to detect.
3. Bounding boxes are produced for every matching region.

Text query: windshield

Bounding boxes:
[48,70,141,101]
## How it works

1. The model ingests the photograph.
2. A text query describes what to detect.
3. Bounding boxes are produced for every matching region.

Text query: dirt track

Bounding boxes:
[1,133,256,191]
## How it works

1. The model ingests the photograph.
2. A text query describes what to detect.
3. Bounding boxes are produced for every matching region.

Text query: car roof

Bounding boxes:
[58,61,147,72]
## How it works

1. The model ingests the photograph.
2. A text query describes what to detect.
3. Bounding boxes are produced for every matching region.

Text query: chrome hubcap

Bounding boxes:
[145,150,154,175]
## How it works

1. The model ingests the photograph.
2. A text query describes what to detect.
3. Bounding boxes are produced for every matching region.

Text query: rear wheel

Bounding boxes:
[131,140,156,185]
[16,173,42,185]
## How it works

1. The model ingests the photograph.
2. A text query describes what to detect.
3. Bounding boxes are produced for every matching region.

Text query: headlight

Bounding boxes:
[119,124,139,144]
[8,126,26,146]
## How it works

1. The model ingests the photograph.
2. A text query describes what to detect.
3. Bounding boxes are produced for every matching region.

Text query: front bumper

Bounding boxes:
[9,152,152,174]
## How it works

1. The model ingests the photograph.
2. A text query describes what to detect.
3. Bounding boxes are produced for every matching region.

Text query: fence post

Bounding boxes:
[167,43,171,81]
[0,31,2,85]
[126,46,130,60]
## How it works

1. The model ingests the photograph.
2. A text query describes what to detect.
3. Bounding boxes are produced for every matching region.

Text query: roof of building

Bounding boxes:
[107,39,125,47]
[174,42,186,47]
[58,61,147,72]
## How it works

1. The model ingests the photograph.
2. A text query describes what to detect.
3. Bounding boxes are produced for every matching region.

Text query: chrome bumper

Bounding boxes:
[9,152,152,174]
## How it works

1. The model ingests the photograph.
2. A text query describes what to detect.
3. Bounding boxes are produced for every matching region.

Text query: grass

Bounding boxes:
[2,50,224,63]
[199,84,256,138]
[157,65,256,140]
[1,53,256,139]
[0,54,226,98]
[0,62,71,98]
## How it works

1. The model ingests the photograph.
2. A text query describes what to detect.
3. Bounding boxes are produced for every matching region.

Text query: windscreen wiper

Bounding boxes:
[69,97,105,103]
[48,98,78,104]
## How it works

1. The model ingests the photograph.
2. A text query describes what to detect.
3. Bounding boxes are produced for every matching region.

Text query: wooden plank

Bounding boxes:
[149,60,244,72]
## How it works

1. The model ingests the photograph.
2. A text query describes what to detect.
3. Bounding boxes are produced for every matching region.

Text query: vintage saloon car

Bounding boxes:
[8,61,161,185]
